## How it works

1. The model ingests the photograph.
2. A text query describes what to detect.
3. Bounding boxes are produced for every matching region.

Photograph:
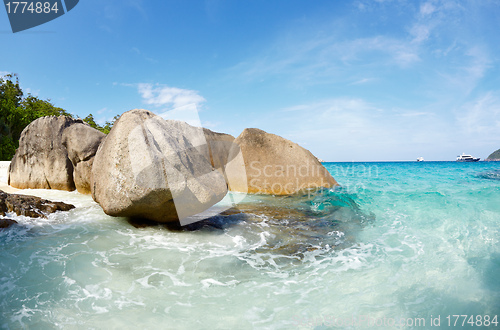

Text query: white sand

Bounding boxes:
[0,161,21,193]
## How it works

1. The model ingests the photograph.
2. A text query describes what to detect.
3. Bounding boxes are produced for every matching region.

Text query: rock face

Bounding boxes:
[9,116,76,191]
[0,218,17,229]
[0,190,75,218]
[225,128,337,195]
[8,116,104,194]
[62,123,105,193]
[166,120,235,175]
[91,109,228,223]
[203,128,235,175]
[486,149,500,161]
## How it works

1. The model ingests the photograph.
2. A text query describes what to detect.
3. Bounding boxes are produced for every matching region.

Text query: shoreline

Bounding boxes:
[0,161,21,194]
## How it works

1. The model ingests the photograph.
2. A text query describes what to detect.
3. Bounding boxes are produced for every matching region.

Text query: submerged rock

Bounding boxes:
[0,218,17,229]
[91,109,228,223]
[0,190,75,218]
[183,188,372,257]
[476,170,500,180]
[8,116,104,194]
[225,128,338,195]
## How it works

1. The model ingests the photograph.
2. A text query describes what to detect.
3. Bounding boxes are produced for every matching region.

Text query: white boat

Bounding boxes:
[456,153,480,162]
[417,157,424,162]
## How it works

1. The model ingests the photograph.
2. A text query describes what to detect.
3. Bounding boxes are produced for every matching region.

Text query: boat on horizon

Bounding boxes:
[456,153,480,162]
[417,157,424,162]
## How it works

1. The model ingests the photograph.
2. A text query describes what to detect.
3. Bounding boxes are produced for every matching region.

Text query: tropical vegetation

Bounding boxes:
[0,74,115,160]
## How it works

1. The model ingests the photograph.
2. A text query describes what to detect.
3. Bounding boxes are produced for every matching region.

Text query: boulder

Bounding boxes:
[166,120,235,175]
[9,116,77,191]
[8,116,104,194]
[225,128,337,195]
[91,109,228,223]
[62,123,105,193]
[0,218,17,229]
[0,190,74,218]
[203,128,235,175]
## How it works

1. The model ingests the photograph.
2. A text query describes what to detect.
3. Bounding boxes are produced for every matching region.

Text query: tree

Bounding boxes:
[0,74,72,160]
[83,114,119,134]
[83,114,99,130]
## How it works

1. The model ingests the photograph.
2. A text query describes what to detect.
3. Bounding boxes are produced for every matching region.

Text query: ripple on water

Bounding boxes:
[0,187,377,328]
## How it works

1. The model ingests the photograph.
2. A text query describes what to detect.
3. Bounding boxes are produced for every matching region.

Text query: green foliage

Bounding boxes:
[83,114,119,135]
[0,74,72,160]
[0,73,120,161]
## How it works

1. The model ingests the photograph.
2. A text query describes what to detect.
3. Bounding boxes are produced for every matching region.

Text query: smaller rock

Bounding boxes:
[0,190,75,218]
[62,122,105,194]
[0,218,17,229]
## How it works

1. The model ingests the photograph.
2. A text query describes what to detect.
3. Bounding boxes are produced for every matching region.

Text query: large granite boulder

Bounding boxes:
[91,109,228,223]
[62,123,105,193]
[8,116,104,194]
[167,120,236,175]
[225,128,338,195]
[0,190,75,218]
[9,116,76,191]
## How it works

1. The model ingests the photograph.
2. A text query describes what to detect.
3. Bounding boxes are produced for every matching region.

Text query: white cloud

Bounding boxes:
[350,78,376,85]
[265,97,458,161]
[0,71,11,77]
[230,33,421,88]
[137,83,206,109]
[97,107,108,115]
[410,24,431,44]
[130,83,207,127]
[455,92,500,137]
[420,2,436,16]
[436,45,491,97]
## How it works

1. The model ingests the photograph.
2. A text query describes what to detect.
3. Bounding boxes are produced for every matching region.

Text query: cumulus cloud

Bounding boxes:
[137,83,206,109]
[129,83,207,127]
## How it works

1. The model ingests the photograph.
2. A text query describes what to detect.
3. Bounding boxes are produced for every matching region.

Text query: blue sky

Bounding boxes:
[2,0,500,161]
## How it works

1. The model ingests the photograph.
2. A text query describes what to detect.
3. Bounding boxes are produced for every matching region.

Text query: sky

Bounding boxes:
[1,0,500,161]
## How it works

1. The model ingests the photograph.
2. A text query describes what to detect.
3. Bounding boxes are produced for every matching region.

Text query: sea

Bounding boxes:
[1,161,500,329]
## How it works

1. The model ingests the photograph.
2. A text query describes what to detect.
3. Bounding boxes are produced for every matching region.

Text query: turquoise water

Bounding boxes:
[1,162,500,329]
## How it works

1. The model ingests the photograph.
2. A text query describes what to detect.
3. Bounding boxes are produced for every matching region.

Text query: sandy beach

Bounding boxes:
[0,161,20,193]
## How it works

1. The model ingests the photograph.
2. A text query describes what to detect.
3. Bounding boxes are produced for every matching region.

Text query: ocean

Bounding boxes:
[1,161,500,329]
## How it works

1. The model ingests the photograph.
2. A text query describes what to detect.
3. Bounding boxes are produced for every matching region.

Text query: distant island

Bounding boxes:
[486,148,500,161]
